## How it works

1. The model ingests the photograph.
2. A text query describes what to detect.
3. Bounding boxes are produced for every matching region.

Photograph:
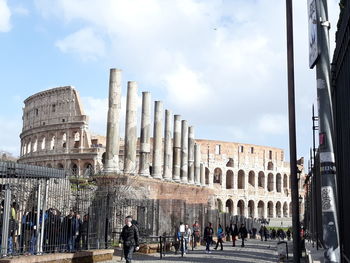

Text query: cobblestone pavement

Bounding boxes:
[107,239,293,263]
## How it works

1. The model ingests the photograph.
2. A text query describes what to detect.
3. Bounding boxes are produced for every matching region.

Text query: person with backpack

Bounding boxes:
[119,216,140,263]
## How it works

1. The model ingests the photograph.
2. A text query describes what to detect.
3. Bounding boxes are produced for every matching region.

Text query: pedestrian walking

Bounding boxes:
[192,221,200,248]
[203,222,214,253]
[184,224,192,253]
[214,224,224,251]
[231,223,239,247]
[118,216,140,263]
[239,223,248,247]
[259,226,264,241]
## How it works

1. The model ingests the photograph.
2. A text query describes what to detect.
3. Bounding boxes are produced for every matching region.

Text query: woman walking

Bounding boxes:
[214,224,224,251]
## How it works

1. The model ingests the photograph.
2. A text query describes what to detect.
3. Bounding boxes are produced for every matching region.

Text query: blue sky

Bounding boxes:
[0,0,340,165]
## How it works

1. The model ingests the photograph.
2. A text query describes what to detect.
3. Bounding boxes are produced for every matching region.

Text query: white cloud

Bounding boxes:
[13,5,29,16]
[55,27,106,61]
[0,0,11,32]
[35,0,341,160]
[258,114,288,135]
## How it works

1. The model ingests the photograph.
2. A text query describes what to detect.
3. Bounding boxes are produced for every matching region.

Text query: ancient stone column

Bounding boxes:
[194,143,201,186]
[180,120,188,183]
[188,126,195,184]
[200,163,205,186]
[172,115,181,182]
[163,109,172,181]
[139,92,151,176]
[104,68,122,173]
[152,101,163,179]
[124,81,138,175]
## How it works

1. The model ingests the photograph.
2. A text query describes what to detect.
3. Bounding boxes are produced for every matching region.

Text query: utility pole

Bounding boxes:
[285,0,301,262]
[312,105,319,250]
[312,0,340,261]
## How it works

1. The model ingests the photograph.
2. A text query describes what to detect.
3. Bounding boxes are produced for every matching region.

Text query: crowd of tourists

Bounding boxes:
[0,202,89,255]
[173,221,293,255]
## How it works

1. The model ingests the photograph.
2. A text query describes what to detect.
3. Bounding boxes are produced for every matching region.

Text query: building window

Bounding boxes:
[35,108,39,116]
[269,150,272,159]
[215,144,221,155]
[250,147,254,154]
[52,104,56,112]
[239,145,244,153]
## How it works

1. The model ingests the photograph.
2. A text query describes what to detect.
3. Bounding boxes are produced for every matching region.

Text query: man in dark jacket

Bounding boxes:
[203,222,214,253]
[119,216,140,263]
[239,223,248,247]
[230,223,239,247]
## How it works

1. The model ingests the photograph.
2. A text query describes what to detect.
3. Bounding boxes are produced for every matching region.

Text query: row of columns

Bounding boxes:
[104,68,206,186]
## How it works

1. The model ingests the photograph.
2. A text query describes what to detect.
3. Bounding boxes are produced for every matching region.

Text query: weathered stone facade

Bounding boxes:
[18,79,305,223]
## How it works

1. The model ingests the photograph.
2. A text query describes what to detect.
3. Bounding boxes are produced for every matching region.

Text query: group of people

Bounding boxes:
[259,225,292,241]
[174,221,249,254]
[0,203,90,255]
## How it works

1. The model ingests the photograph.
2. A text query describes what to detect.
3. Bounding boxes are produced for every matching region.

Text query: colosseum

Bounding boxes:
[18,69,305,226]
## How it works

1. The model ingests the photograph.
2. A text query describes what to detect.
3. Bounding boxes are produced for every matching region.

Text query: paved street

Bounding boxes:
[108,239,292,263]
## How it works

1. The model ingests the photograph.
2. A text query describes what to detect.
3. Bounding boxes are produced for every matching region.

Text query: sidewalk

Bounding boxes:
[106,239,290,263]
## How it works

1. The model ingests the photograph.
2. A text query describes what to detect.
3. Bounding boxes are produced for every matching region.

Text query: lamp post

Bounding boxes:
[285,0,301,261]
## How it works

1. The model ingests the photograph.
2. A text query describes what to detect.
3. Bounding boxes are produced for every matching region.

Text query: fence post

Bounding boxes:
[1,186,11,257]
[35,183,42,254]
[192,234,194,251]
[159,236,162,259]
[39,179,49,254]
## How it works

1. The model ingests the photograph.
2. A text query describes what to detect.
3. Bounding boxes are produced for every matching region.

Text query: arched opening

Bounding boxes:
[268,173,274,192]
[238,170,245,189]
[258,201,265,218]
[205,167,210,185]
[73,132,80,148]
[71,163,78,176]
[248,171,255,187]
[226,158,234,167]
[276,201,282,218]
[62,133,67,148]
[50,135,55,150]
[267,161,274,170]
[47,163,52,168]
[41,137,46,150]
[237,200,245,216]
[289,202,292,217]
[57,163,64,169]
[213,168,222,184]
[33,138,38,152]
[258,171,265,188]
[102,152,106,165]
[289,175,292,189]
[276,173,282,192]
[248,200,255,218]
[267,201,274,218]
[84,163,93,176]
[283,174,288,188]
[217,199,223,213]
[27,140,31,153]
[226,199,234,214]
[226,170,234,189]
[283,202,288,217]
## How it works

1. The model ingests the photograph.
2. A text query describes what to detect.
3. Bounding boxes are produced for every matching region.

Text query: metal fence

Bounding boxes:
[331,1,350,261]
[0,161,156,257]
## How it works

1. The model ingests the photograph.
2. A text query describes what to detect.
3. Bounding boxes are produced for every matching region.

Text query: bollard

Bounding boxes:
[159,236,162,259]
[181,235,184,257]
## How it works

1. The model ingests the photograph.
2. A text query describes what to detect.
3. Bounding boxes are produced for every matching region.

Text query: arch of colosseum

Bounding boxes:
[18,69,305,223]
